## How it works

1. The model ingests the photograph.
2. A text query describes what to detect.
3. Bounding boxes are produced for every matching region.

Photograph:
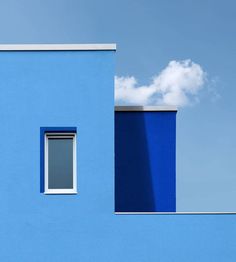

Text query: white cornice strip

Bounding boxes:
[0,44,116,51]
[115,212,236,215]
[115,106,178,112]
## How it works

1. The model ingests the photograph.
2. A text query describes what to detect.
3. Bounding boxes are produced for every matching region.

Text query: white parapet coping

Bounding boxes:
[0,44,116,51]
[115,106,178,112]
[115,212,236,215]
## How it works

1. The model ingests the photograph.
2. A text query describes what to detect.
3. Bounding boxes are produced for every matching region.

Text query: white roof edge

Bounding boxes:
[115,211,236,215]
[0,44,116,51]
[115,106,178,112]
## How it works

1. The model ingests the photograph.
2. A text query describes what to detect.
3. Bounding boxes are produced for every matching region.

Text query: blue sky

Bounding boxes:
[0,0,235,211]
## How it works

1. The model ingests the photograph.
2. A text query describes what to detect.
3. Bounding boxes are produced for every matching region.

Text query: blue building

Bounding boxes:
[0,44,234,262]
[115,106,177,213]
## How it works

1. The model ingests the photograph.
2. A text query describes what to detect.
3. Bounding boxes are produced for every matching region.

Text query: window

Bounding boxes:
[44,132,77,194]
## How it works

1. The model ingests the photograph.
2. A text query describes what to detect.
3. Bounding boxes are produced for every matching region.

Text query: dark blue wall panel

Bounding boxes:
[115,111,176,212]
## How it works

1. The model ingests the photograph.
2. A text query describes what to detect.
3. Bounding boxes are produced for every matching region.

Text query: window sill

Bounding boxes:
[44,190,78,195]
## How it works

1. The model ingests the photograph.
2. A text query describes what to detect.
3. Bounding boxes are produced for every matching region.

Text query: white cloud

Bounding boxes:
[115,59,207,107]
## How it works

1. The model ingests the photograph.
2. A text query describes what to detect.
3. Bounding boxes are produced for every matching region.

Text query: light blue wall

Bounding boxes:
[0,50,235,262]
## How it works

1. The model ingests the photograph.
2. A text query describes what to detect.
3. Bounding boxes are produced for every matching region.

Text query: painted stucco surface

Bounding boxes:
[115,111,176,212]
[0,50,235,261]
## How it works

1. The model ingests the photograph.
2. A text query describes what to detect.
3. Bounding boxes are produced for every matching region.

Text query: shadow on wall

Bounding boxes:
[115,111,155,212]
[115,111,176,212]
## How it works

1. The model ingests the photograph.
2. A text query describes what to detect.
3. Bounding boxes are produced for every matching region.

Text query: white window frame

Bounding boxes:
[44,133,77,194]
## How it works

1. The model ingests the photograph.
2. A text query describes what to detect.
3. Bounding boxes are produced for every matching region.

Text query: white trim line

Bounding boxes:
[0,44,116,51]
[115,212,236,215]
[44,189,78,195]
[115,106,177,112]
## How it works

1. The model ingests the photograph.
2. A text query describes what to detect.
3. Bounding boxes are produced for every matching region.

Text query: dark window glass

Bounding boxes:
[48,138,73,189]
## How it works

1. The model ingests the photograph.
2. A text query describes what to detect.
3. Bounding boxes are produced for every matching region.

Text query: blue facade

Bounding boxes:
[0,48,235,262]
[115,110,176,212]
